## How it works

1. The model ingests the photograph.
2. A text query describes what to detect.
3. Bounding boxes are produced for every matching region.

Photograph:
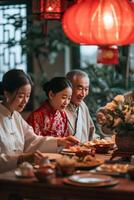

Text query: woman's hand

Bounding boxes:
[57,135,79,148]
[17,151,46,166]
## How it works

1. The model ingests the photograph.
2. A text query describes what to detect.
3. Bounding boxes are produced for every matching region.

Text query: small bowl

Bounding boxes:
[34,165,55,182]
[56,156,75,176]
[56,163,75,176]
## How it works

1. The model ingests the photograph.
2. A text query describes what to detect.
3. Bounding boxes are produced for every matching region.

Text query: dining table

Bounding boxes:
[0,153,134,200]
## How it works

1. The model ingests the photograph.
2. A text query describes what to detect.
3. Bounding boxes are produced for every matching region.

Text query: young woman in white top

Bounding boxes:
[0,69,78,173]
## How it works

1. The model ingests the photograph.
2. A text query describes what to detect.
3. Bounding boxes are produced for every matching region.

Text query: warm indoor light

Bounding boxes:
[41,0,65,19]
[32,0,76,20]
[62,0,134,45]
[103,12,114,30]
[97,46,119,64]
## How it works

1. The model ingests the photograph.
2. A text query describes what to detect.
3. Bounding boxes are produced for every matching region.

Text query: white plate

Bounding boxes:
[68,173,112,185]
[64,177,119,187]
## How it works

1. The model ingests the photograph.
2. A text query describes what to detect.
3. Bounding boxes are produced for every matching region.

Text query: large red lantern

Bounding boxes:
[62,0,134,45]
[126,1,134,44]
[97,46,119,64]
[62,0,95,45]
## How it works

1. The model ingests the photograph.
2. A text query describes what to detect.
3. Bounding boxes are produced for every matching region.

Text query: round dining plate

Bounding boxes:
[95,164,128,177]
[74,160,103,170]
[69,173,112,184]
[64,173,119,187]
[63,178,119,187]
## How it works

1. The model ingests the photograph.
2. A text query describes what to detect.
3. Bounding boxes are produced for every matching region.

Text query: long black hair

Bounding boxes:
[0,69,33,96]
[42,77,72,97]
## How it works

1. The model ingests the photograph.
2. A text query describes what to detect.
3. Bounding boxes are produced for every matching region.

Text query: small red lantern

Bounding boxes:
[32,0,76,20]
[97,46,119,64]
[62,0,134,45]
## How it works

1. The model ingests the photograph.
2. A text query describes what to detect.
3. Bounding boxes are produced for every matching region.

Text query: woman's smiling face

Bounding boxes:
[5,84,31,112]
[49,87,72,111]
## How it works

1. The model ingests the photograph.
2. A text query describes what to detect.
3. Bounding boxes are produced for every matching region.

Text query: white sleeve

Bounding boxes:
[0,154,18,173]
[20,116,58,153]
[0,113,59,173]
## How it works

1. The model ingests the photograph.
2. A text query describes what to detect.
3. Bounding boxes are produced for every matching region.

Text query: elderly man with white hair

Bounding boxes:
[65,69,98,143]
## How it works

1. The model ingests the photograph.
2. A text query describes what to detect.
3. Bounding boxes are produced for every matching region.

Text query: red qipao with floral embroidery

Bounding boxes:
[27,100,70,137]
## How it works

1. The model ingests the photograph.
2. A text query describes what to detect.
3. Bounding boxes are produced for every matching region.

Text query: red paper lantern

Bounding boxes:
[62,0,134,45]
[97,46,119,64]
[62,0,95,44]
[32,0,75,20]
[125,1,134,44]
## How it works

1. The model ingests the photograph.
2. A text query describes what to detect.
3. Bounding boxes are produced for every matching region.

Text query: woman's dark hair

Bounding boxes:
[0,69,33,96]
[42,77,72,97]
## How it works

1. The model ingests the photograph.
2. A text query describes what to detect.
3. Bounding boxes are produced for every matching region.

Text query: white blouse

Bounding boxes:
[0,103,58,173]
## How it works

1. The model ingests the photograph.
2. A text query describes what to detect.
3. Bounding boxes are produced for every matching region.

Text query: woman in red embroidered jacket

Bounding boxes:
[27,77,72,137]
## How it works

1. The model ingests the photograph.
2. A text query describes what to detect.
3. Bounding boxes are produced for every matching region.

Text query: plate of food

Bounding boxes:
[86,139,115,154]
[64,173,119,187]
[96,163,129,176]
[56,155,103,171]
[62,145,95,157]
[74,155,103,170]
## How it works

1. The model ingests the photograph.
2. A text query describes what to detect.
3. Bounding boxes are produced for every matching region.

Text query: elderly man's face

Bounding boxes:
[71,76,89,106]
